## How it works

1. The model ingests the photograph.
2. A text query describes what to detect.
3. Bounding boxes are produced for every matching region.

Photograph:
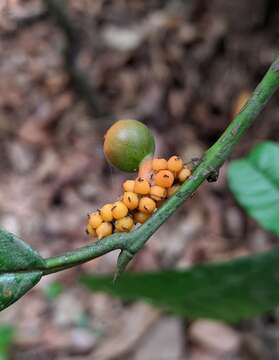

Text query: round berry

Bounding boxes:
[122,192,139,210]
[115,216,134,232]
[167,156,183,173]
[152,158,168,172]
[112,201,129,219]
[150,185,167,201]
[134,211,150,224]
[123,179,135,192]
[154,170,174,188]
[103,119,155,172]
[96,222,113,239]
[178,167,191,182]
[138,197,156,214]
[88,211,103,229]
[100,203,114,222]
[86,223,96,237]
[134,177,151,195]
[167,185,180,198]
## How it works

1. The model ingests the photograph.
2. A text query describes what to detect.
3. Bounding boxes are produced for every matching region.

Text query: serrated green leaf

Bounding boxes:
[228,141,279,236]
[81,249,279,322]
[0,228,46,312]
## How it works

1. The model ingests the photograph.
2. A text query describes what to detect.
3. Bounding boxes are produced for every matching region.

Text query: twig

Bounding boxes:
[2,12,48,36]
[43,0,106,116]
[42,53,279,276]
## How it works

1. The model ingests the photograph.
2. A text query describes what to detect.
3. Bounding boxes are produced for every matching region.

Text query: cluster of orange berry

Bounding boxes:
[86,156,191,240]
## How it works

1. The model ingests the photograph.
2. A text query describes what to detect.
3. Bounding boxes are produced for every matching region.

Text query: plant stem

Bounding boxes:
[44,53,279,275]
[43,233,126,275]
[130,53,279,253]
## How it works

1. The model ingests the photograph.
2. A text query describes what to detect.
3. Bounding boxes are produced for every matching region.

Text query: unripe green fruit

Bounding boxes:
[104,119,155,172]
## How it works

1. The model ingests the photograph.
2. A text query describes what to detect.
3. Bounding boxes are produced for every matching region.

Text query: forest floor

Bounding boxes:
[0,0,279,359]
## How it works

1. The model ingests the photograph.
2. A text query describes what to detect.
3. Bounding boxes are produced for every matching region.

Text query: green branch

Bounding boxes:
[44,53,279,276]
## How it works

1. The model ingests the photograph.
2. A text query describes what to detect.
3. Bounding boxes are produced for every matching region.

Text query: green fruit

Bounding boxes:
[104,119,155,172]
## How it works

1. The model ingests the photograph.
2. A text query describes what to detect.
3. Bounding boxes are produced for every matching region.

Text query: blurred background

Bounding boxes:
[0,0,279,359]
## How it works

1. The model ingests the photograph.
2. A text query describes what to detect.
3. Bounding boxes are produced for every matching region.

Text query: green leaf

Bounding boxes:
[0,272,42,311]
[81,249,279,322]
[0,325,15,360]
[0,229,45,271]
[228,141,279,236]
[43,281,64,300]
[0,228,46,312]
